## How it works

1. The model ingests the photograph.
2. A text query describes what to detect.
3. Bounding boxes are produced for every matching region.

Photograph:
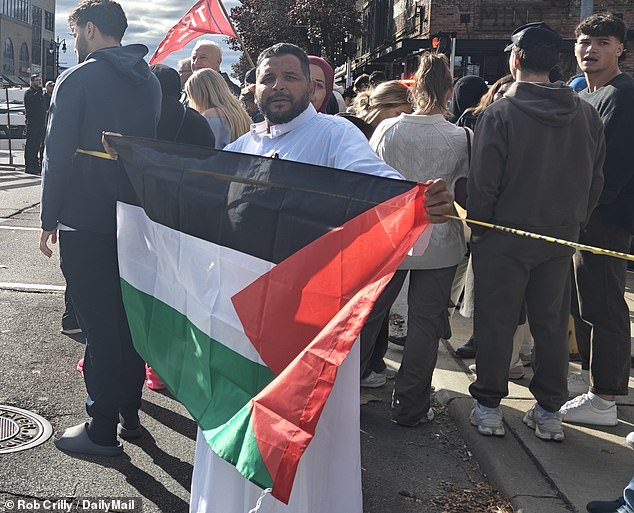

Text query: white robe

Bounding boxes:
[190,104,402,513]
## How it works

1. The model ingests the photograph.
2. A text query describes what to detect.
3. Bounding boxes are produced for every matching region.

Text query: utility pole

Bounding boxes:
[48,37,66,79]
[580,0,593,22]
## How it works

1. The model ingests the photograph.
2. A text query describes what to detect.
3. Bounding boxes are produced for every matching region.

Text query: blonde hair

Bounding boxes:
[465,74,514,117]
[413,52,452,114]
[185,69,251,142]
[353,80,411,125]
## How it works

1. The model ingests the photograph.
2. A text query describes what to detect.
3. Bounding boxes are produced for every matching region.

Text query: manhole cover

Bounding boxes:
[0,405,52,454]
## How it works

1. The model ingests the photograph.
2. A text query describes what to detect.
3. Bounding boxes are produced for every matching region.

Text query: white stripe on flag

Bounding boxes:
[117,202,273,366]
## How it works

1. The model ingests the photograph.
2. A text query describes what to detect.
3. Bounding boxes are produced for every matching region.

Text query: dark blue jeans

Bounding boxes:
[59,230,145,444]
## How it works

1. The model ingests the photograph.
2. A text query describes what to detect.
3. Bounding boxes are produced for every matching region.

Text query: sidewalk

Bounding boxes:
[387,272,634,513]
[0,148,25,168]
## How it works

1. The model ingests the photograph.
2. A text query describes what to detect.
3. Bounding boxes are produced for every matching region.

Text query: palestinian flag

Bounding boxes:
[109,135,430,508]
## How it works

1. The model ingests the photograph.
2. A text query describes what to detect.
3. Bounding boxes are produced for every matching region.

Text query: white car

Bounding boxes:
[0,101,26,139]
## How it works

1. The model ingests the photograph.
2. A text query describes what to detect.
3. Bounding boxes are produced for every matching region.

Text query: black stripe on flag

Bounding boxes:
[111,135,417,265]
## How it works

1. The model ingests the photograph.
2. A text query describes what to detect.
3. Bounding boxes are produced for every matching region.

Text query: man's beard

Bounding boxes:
[75,34,88,63]
[259,90,310,125]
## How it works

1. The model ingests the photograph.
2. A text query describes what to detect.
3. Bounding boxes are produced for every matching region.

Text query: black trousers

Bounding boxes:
[24,123,45,173]
[392,266,457,425]
[573,210,632,395]
[59,230,145,443]
[469,231,572,412]
[62,288,79,329]
[360,270,407,378]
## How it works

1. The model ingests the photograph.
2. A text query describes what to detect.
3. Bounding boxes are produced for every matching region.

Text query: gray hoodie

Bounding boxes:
[467,81,605,240]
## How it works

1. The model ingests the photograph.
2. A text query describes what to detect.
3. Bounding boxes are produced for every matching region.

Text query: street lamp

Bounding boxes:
[48,37,67,79]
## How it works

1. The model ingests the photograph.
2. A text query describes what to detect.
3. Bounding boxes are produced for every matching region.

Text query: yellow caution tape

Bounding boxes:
[76,148,117,160]
[446,214,634,262]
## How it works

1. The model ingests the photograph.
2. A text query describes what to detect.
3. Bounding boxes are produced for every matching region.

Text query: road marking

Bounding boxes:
[0,225,39,231]
[0,282,64,293]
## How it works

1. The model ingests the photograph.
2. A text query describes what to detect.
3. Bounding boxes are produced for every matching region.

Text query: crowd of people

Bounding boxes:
[31,0,632,511]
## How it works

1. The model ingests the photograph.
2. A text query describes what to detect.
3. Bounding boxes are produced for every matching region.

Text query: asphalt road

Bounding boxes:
[0,166,504,513]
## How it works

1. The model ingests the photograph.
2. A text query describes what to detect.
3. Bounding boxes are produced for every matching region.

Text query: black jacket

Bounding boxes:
[221,72,240,96]
[151,63,214,147]
[41,44,162,233]
[158,100,214,147]
[24,87,46,125]
[580,73,634,233]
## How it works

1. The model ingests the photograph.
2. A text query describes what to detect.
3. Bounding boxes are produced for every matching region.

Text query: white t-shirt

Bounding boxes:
[370,113,470,269]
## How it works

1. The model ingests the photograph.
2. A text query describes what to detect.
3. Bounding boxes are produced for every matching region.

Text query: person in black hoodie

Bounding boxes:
[151,64,214,147]
[39,0,161,457]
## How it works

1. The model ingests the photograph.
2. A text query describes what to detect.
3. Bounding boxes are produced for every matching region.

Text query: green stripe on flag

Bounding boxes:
[206,403,274,489]
[120,279,275,432]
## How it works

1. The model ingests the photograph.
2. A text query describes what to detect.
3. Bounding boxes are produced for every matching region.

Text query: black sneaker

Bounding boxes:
[455,336,476,358]
[586,497,625,513]
[388,335,406,347]
[61,326,82,336]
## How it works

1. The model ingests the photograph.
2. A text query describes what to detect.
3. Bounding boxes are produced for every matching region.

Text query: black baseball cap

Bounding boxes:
[504,22,562,52]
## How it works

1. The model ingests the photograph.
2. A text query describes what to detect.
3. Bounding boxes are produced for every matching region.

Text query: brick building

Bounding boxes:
[0,0,56,86]
[350,0,634,83]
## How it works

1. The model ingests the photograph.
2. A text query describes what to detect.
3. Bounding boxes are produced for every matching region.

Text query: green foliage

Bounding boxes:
[228,0,361,81]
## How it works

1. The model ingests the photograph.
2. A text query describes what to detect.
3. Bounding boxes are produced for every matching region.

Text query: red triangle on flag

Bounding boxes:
[232,184,429,502]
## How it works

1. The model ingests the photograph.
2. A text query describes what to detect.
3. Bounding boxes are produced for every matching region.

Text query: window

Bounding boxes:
[45,11,54,31]
[32,5,41,65]
[3,38,15,75]
[19,42,29,76]
[1,0,31,23]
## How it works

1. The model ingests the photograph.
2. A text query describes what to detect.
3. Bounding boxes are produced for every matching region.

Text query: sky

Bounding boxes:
[55,0,243,80]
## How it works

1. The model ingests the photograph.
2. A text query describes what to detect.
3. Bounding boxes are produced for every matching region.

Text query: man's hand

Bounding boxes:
[423,179,454,224]
[101,132,121,160]
[39,229,58,258]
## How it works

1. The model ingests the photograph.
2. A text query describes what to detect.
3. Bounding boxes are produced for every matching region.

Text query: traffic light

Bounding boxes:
[430,32,455,54]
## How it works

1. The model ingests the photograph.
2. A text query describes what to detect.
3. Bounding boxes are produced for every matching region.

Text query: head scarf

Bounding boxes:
[308,56,334,113]
[448,75,488,123]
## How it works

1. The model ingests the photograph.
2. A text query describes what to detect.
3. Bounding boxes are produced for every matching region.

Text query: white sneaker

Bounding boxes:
[360,370,387,388]
[567,370,589,397]
[559,393,618,426]
[626,432,634,450]
[470,401,505,437]
[523,403,564,442]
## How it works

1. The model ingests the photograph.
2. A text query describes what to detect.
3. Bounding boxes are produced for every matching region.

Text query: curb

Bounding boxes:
[433,339,575,513]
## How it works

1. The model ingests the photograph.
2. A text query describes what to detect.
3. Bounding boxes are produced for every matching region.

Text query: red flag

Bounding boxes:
[149,0,236,64]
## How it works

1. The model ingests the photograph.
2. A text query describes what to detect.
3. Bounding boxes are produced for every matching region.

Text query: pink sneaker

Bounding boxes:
[76,357,84,376]
[145,365,165,391]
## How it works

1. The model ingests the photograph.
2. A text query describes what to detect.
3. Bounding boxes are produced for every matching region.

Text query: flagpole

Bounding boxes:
[217,0,255,69]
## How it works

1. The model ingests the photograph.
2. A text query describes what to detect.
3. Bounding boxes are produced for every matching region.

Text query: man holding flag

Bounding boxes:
[187,41,454,513]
